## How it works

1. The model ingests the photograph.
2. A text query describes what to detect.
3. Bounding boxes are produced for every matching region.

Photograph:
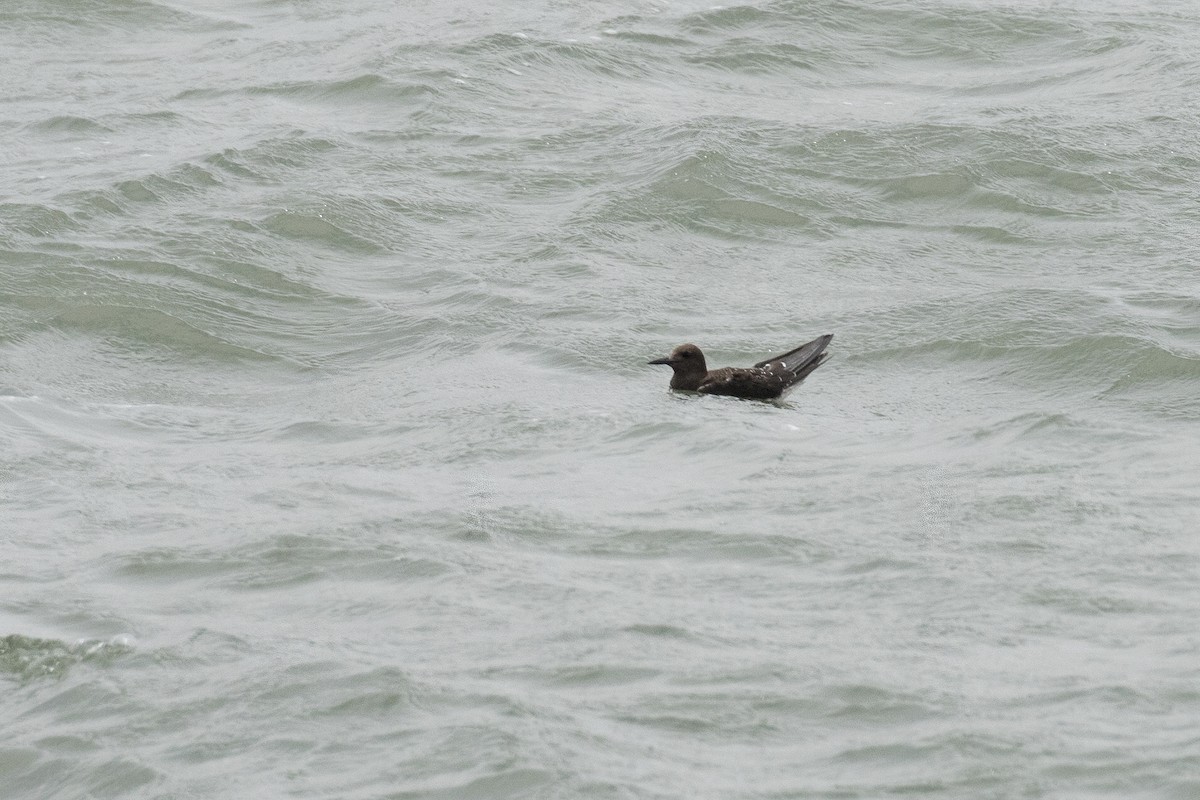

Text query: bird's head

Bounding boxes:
[647,343,708,389]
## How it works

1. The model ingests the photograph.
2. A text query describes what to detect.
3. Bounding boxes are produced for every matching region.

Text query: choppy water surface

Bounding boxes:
[3,0,1199,797]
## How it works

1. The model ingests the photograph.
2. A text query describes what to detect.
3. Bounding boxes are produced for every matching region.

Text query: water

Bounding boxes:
[2,0,1198,797]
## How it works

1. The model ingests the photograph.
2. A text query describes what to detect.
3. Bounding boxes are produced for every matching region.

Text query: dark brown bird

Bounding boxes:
[648,334,832,400]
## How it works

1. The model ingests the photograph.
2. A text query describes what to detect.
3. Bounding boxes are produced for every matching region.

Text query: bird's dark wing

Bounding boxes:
[696,367,790,399]
[754,333,833,373]
[787,351,829,385]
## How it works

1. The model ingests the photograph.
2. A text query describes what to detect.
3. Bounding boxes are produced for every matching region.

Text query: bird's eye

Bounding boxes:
[679,351,689,358]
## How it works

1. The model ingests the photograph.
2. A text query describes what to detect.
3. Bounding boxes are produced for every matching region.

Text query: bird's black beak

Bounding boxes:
[647,356,674,366]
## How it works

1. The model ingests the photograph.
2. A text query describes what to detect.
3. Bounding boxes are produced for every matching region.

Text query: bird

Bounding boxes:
[647,334,832,400]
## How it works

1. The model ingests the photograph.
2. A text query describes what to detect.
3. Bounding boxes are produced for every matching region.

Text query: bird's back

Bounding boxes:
[697,366,794,399]
[697,334,832,399]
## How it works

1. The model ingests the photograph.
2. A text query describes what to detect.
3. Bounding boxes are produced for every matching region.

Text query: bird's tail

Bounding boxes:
[789,351,829,384]
[756,333,833,374]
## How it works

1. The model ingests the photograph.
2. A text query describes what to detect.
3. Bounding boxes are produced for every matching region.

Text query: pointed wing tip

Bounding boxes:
[755,333,834,371]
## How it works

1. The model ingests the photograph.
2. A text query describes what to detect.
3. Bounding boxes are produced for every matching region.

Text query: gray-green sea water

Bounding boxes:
[2,0,1198,797]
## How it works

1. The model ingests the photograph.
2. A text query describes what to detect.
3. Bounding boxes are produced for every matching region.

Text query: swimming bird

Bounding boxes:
[648,334,832,400]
